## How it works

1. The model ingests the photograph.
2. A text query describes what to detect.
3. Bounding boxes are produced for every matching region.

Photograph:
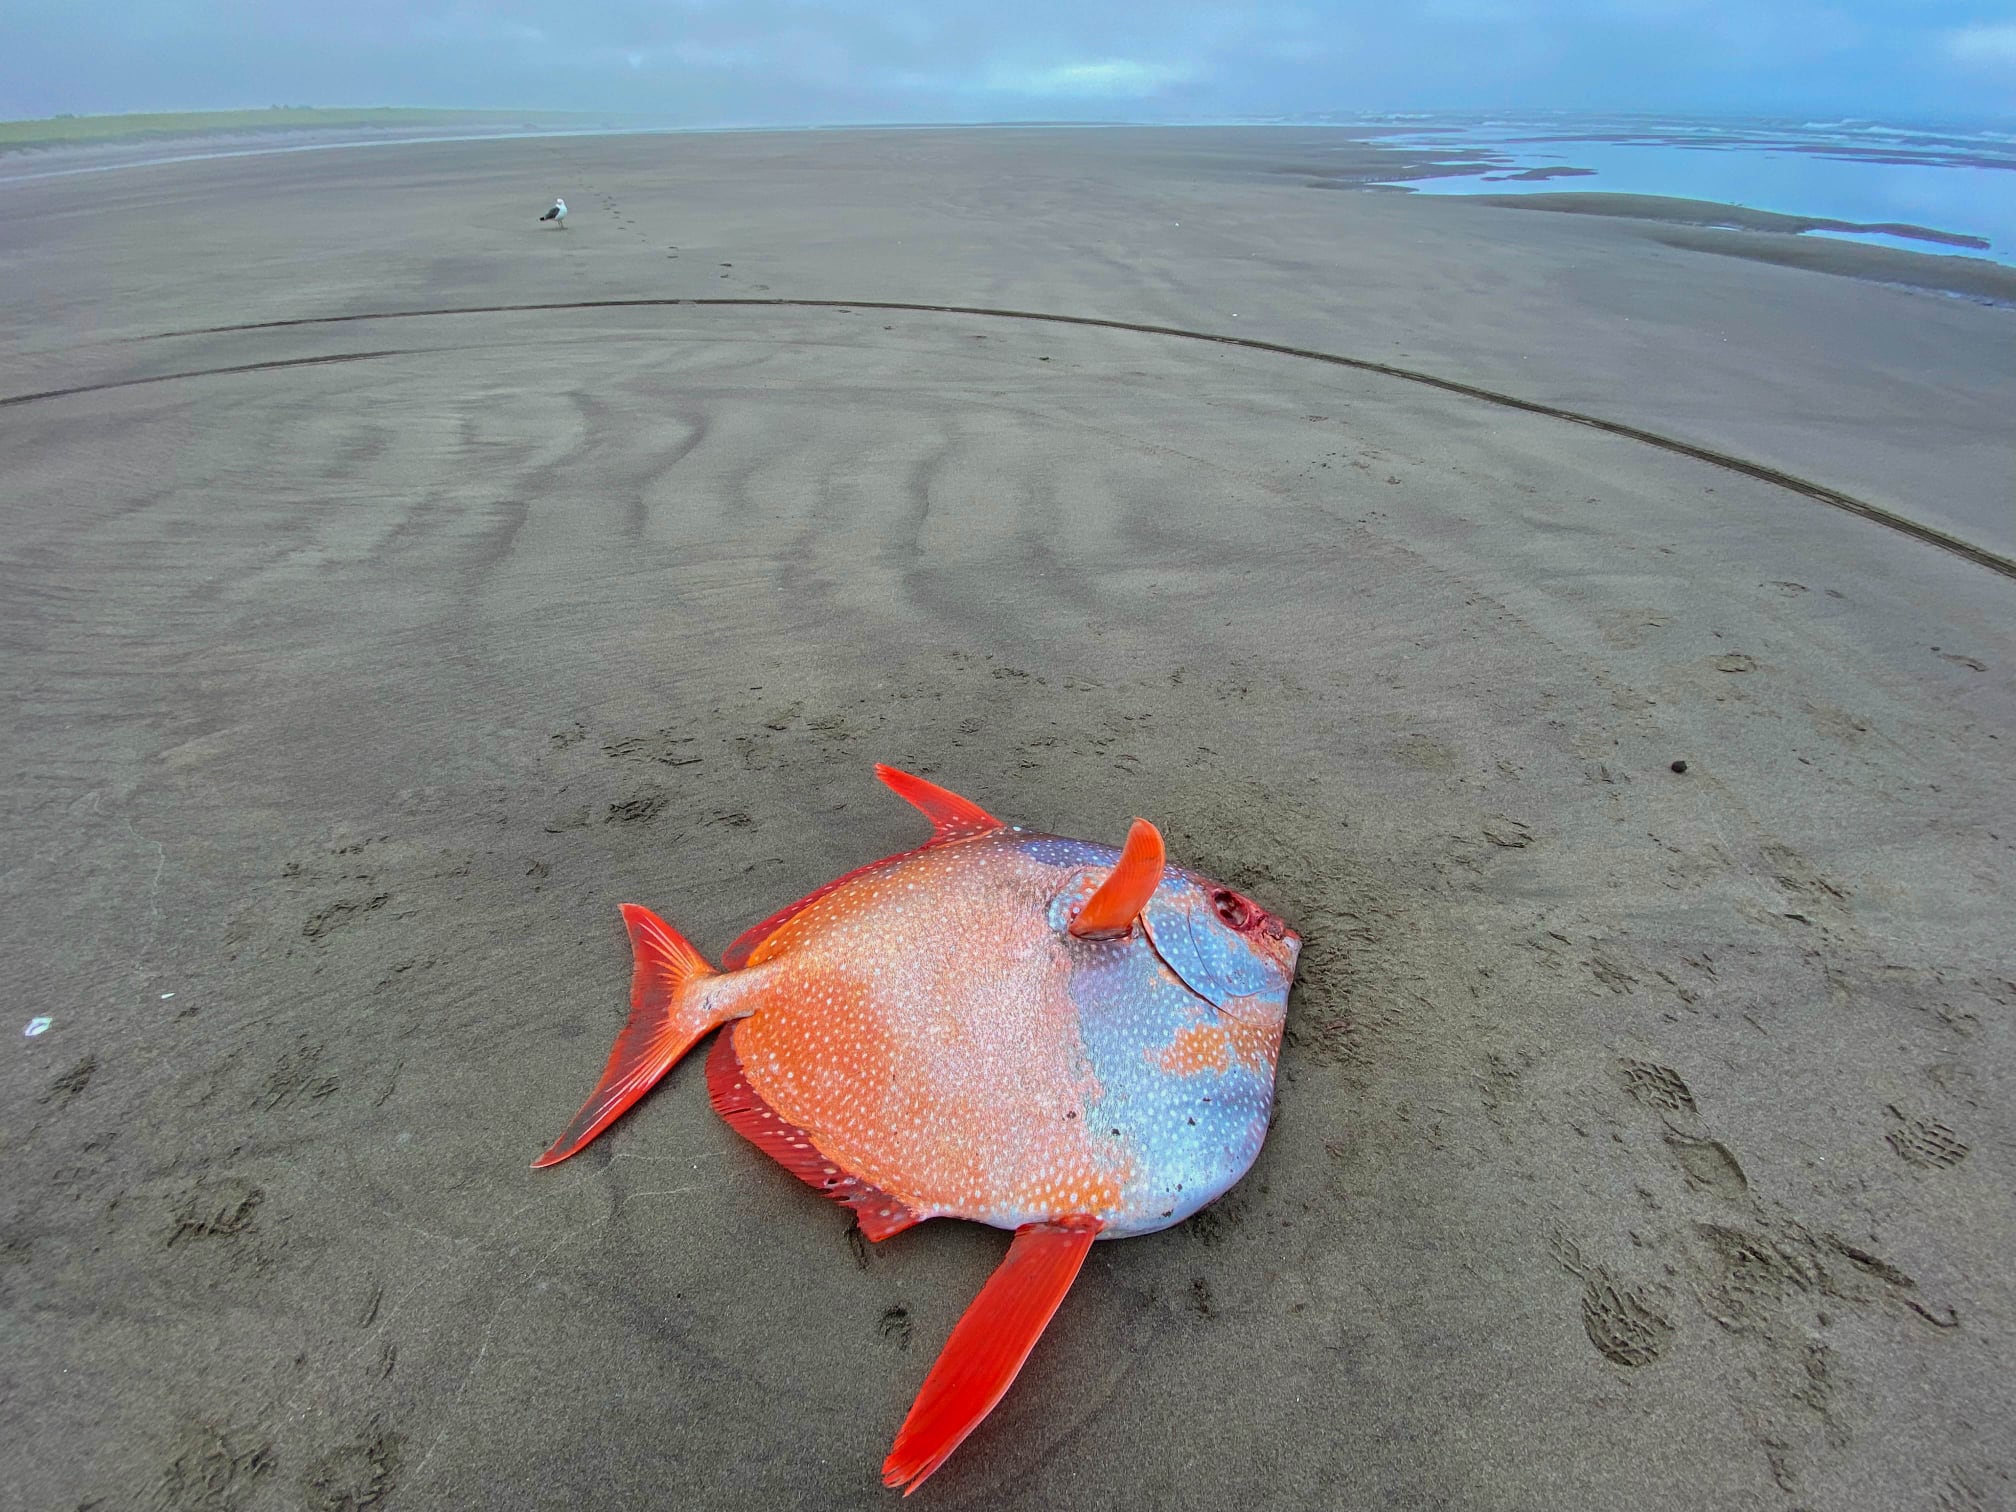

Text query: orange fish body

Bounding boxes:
[537,766,1301,1492]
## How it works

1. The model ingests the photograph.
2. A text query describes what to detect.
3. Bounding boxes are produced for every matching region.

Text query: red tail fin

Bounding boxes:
[881,1216,1102,1495]
[533,904,725,1168]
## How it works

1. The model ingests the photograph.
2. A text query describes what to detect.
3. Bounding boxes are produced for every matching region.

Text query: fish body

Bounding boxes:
[706,827,1291,1238]
[537,766,1299,1490]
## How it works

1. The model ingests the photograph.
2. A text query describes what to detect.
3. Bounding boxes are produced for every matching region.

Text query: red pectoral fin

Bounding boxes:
[1068,818,1165,940]
[875,765,1003,840]
[881,1215,1102,1495]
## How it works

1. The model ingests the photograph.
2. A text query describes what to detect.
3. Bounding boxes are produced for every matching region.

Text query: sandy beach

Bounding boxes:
[2,127,2012,1511]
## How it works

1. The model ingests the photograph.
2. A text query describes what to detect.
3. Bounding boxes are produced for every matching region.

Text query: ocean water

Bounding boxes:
[1310,113,2016,264]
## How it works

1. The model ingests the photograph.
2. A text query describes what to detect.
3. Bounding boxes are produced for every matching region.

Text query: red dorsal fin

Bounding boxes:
[1069,818,1165,940]
[533,904,728,1168]
[718,766,1005,971]
[704,1027,924,1242]
[882,1215,1103,1495]
[875,764,1003,840]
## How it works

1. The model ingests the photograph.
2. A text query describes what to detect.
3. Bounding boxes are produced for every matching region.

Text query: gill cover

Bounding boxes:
[1140,882,1288,1008]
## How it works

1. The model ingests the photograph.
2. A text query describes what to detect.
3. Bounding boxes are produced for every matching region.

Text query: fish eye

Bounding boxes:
[1212,890,1250,929]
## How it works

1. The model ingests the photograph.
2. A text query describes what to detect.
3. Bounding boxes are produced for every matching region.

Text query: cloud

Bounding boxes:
[985,59,1194,97]
[1943,22,2016,67]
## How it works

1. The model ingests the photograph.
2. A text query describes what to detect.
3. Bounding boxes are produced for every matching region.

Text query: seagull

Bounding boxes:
[539,197,567,229]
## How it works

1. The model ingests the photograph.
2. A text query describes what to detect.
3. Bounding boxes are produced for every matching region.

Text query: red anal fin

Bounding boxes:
[875,765,1003,840]
[719,766,1005,971]
[704,1027,923,1242]
[533,904,723,1168]
[882,1215,1103,1495]
[1069,818,1165,940]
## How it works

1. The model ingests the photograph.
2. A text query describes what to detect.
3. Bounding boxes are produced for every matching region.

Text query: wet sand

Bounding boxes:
[1469,190,1995,251]
[2,128,2012,1511]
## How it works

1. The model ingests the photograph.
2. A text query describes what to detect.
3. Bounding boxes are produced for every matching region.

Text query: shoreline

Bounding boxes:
[6,119,2008,305]
[1471,190,1989,250]
[1471,191,2016,305]
[0,106,613,149]
[3,113,2004,270]
[4,112,2006,288]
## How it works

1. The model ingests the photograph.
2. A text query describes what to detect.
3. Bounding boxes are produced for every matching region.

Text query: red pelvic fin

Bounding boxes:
[881,1215,1103,1495]
[1069,818,1165,940]
[874,765,1004,840]
[532,904,726,1168]
[704,1027,924,1242]
[718,767,1004,971]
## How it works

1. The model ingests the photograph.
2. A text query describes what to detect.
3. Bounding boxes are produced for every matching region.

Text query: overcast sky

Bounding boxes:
[5,1,2014,124]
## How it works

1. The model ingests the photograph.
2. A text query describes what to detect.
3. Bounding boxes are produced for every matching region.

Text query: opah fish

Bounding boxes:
[536,765,1300,1492]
